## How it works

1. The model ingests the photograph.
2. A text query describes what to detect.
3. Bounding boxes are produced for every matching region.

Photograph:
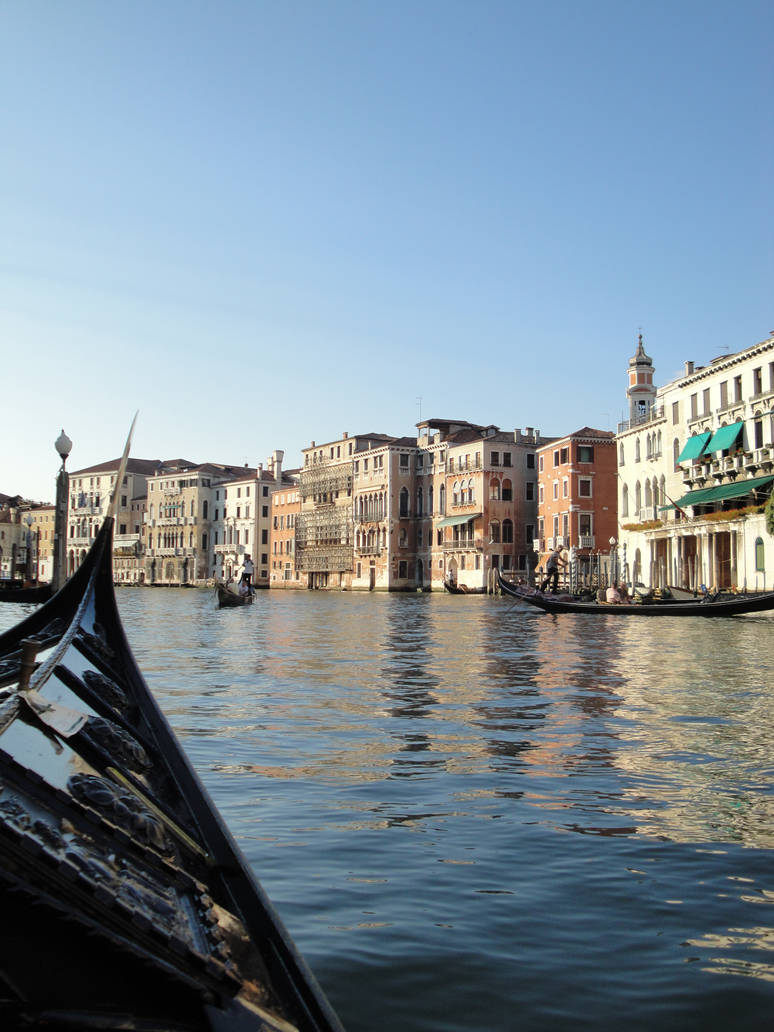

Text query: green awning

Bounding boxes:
[704,421,744,454]
[436,512,481,528]
[670,474,774,510]
[676,431,712,463]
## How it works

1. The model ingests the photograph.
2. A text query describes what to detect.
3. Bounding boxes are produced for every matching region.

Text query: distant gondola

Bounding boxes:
[444,579,486,595]
[217,583,254,607]
[497,570,774,617]
[0,583,52,604]
[0,437,343,1030]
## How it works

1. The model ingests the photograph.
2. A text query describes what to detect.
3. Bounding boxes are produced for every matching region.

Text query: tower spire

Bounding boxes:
[627,332,656,422]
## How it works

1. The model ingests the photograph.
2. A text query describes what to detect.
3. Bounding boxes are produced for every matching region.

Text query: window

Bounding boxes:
[754,367,763,395]
[399,487,409,517]
[263,486,269,496]
[755,537,765,571]
[399,453,409,469]
[553,450,560,467]
[526,482,535,501]
[690,393,698,419]
[538,455,544,472]
[579,514,592,537]
[578,446,594,463]
[562,478,568,498]
[262,505,268,517]
[261,529,268,544]
[491,451,500,466]
[719,381,728,408]
[399,560,407,578]
[619,443,624,466]
[702,388,710,415]
[560,447,569,464]
[526,524,534,543]
[502,519,513,543]
[502,479,512,501]
[526,453,535,469]
[503,452,512,467]
[121,495,127,507]
[635,440,641,462]
[552,482,558,500]
[539,485,544,503]
[579,479,592,497]
[672,401,680,423]
[734,375,742,402]
[489,521,501,543]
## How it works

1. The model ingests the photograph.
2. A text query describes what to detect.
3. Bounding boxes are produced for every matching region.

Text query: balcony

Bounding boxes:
[214,543,246,555]
[617,405,665,433]
[356,545,382,556]
[443,538,483,552]
[579,535,595,549]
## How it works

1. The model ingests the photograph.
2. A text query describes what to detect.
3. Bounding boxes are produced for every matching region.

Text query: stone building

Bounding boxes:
[297,433,394,589]
[67,458,163,579]
[536,427,617,584]
[617,332,774,591]
[269,464,302,588]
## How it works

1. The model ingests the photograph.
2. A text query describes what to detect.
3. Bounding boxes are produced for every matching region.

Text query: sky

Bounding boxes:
[2,0,772,503]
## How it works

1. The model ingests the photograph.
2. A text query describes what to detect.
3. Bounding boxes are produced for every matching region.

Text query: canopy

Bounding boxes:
[676,431,712,463]
[666,474,774,510]
[436,512,481,528]
[704,421,744,454]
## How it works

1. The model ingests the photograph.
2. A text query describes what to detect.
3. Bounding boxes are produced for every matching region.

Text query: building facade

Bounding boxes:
[617,332,774,591]
[536,428,617,585]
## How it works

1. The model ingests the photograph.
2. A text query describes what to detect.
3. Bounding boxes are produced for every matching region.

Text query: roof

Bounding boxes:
[71,458,165,477]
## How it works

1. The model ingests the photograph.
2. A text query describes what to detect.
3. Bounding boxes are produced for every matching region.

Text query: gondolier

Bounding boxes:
[242,554,254,588]
[540,544,567,593]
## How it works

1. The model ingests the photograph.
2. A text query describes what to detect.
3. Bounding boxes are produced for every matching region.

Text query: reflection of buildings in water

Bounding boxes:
[590,619,774,849]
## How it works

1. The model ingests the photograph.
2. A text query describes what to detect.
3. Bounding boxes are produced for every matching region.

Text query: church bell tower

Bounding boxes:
[627,333,656,422]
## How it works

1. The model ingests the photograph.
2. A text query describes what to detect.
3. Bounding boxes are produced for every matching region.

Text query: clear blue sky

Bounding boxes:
[2,0,771,502]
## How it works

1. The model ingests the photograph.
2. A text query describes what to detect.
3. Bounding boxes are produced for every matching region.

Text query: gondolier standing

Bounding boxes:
[540,544,567,594]
[242,554,254,590]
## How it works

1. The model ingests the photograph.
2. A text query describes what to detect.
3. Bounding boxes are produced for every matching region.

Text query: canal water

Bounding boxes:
[3,589,774,1030]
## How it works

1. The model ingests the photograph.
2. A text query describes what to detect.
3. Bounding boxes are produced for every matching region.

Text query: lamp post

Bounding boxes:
[52,429,72,593]
[609,537,617,585]
[24,514,34,583]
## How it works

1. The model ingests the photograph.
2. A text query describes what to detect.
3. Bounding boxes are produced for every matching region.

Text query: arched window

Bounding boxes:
[453,481,460,506]
[502,519,513,543]
[657,430,662,455]
[645,480,652,508]
[203,500,208,519]
[439,484,446,515]
[501,478,512,501]
[635,439,641,462]
[622,483,629,517]
[428,485,434,515]
[416,488,423,516]
[468,478,475,503]
[399,487,409,517]
[673,438,680,468]
[490,479,501,501]
[635,481,642,514]
[755,537,765,571]
[619,443,625,466]
[490,520,501,543]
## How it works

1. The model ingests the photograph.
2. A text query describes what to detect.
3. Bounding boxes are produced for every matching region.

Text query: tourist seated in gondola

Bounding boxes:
[606,582,624,604]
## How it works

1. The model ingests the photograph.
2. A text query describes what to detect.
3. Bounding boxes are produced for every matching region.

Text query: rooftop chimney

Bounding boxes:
[342,432,348,439]
[514,428,521,441]
[272,449,283,480]
[685,361,694,375]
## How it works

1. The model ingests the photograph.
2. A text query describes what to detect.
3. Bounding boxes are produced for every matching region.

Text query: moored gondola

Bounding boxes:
[497,570,774,617]
[0,457,343,1028]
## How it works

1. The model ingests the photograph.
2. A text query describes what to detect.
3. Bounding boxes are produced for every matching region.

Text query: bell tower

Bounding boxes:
[627,333,656,422]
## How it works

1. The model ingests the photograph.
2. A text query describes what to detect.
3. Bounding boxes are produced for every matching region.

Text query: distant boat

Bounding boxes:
[444,579,485,595]
[497,570,774,617]
[217,583,254,607]
[0,512,342,1030]
[0,583,52,603]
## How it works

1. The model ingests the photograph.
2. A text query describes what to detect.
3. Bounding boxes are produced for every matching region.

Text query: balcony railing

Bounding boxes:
[356,545,381,556]
[442,538,483,552]
[617,405,665,433]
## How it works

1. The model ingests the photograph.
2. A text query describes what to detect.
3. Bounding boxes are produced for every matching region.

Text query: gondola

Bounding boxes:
[0,583,52,604]
[444,580,485,595]
[217,583,254,607]
[0,433,343,1030]
[497,570,774,617]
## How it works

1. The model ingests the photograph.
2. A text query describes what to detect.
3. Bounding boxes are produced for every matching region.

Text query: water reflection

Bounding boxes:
[4,593,774,1026]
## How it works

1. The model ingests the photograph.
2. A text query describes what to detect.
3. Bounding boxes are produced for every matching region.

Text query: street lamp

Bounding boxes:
[609,536,617,585]
[24,514,34,583]
[52,429,72,593]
